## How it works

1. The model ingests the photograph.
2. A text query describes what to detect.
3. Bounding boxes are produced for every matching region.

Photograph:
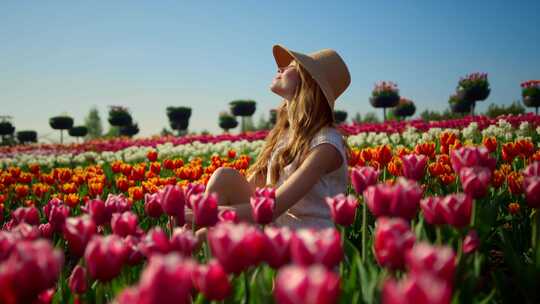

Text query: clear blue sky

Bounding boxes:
[1,0,539,141]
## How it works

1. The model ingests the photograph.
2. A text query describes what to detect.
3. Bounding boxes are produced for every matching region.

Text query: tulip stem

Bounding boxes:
[243,271,250,304]
[361,197,367,262]
[532,210,539,251]
[436,227,443,245]
[470,199,477,228]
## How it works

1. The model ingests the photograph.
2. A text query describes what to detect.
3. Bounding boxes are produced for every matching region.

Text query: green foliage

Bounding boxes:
[84,107,103,140]
[485,101,525,118]
[362,112,380,123]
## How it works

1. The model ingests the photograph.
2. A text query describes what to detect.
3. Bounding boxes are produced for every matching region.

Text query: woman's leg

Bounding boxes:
[205,167,254,206]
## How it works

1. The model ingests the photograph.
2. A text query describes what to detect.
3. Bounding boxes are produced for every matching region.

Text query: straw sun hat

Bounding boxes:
[272,44,351,112]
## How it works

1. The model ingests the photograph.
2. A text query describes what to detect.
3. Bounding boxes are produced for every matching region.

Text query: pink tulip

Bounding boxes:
[218,209,238,223]
[325,194,358,226]
[350,166,379,195]
[255,187,276,199]
[274,264,340,304]
[450,146,496,174]
[68,265,88,294]
[63,216,97,257]
[374,217,416,269]
[250,196,275,225]
[10,222,40,241]
[84,235,128,282]
[0,240,63,304]
[420,196,446,225]
[459,166,492,199]
[192,260,231,301]
[144,192,163,218]
[160,185,186,220]
[191,193,218,227]
[124,235,144,266]
[524,176,540,208]
[405,242,456,283]
[170,227,198,257]
[438,193,473,228]
[382,273,452,304]
[401,154,428,181]
[43,197,62,219]
[105,193,131,215]
[136,254,195,304]
[523,161,540,178]
[290,228,343,270]
[140,227,170,257]
[0,231,15,262]
[111,211,139,237]
[85,198,109,226]
[11,206,40,226]
[363,178,423,220]
[208,222,266,274]
[39,223,54,239]
[262,226,292,269]
[463,230,480,254]
[184,182,206,209]
[47,203,70,232]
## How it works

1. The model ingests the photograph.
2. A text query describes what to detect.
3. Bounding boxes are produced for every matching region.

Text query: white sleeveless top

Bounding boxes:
[266,126,349,230]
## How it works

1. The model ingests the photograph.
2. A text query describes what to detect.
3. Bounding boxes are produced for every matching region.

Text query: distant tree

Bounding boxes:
[255,113,272,130]
[49,114,74,144]
[218,112,238,133]
[84,107,103,140]
[485,101,525,118]
[333,110,348,124]
[166,106,192,136]
[68,126,88,143]
[229,99,257,132]
[161,128,174,136]
[352,112,362,124]
[104,126,120,138]
[362,112,380,123]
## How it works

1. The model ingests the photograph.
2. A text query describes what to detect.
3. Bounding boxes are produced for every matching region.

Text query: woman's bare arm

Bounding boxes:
[246,170,266,191]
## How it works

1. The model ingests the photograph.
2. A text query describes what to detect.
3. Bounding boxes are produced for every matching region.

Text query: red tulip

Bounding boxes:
[274,264,340,304]
[450,146,496,174]
[208,222,266,274]
[524,176,540,208]
[140,227,170,257]
[290,228,343,270]
[136,254,195,304]
[463,230,480,254]
[144,193,163,218]
[405,242,456,283]
[170,227,198,257]
[85,198,109,226]
[262,226,292,269]
[68,265,88,294]
[160,185,186,220]
[192,259,231,301]
[325,194,358,226]
[438,193,473,228]
[0,240,63,304]
[459,166,492,199]
[382,273,452,304]
[63,216,97,257]
[111,211,139,237]
[11,206,40,226]
[374,217,416,269]
[250,196,275,225]
[420,196,446,225]
[84,235,128,282]
[350,166,379,195]
[363,178,423,220]
[191,193,218,227]
[401,154,428,181]
[218,209,238,223]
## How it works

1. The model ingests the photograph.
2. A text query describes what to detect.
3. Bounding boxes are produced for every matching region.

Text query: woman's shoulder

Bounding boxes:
[311,126,344,147]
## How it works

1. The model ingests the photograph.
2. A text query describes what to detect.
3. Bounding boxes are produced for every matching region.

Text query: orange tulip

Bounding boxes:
[507,202,520,215]
[482,136,497,153]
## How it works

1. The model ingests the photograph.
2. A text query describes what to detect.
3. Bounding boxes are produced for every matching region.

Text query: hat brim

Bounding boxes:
[272,44,337,109]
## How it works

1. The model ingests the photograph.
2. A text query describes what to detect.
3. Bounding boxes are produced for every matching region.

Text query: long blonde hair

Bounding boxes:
[246,61,351,187]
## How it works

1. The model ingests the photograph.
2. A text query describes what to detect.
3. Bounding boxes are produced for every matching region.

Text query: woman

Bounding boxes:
[191,43,351,232]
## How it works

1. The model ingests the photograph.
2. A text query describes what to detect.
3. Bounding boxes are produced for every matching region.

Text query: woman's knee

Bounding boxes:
[206,167,238,194]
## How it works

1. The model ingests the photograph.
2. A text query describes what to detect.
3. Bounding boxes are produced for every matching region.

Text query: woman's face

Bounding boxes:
[270,61,300,102]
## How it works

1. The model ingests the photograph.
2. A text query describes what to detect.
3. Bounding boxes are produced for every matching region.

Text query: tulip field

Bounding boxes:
[2,114,540,303]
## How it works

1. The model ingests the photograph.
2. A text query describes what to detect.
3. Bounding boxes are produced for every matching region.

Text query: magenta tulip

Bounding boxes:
[463,230,480,254]
[438,193,473,228]
[63,216,97,257]
[208,222,266,274]
[374,217,416,269]
[401,154,428,181]
[363,177,423,220]
[39,223,53,239]
[405,242,456,283]
[459,166,492,199]
[190,193,218,227]
[382,273,452,304]
[140,227,170,257]
[170,227,198,257]
[124,235,144,266]
[450,146,496,174]
[218,209,238,223]
[105,193,131,215]
[523,161,540,178]
[274,264,340,304]
[85,198,109,226]
[192,259,231,301]
[144,192,163,218]
[0,231,15,262]
[350,166,379,195]
[524,176,540,208]
[11,206,40,226]
[184,182,206,209]
[290,228,343,270]
[325,193,358,226]
[111,211,139,237]
[160,185,186,219]
[262,226,292,269]
[68,265,88,294]
[420,196,446,225]
[250,196,275,225]
[84,235,128,282]
[10,222,40,241]
[255,187,276,199]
